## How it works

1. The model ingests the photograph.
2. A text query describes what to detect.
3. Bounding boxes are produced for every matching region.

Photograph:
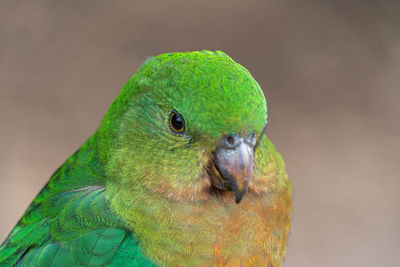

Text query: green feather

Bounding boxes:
[0,50,291,266]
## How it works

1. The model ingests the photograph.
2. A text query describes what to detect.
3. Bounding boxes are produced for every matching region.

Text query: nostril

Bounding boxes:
[226,135,235,146]
[250,133,257,145]
[245,133,257,146]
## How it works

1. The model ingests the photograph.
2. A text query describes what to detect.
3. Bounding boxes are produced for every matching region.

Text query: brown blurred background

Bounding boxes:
[1,0,399,266]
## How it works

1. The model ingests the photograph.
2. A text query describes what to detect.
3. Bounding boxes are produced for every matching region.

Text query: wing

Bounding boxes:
[0,185,156,266]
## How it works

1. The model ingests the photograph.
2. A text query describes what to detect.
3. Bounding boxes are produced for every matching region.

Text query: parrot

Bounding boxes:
[0,50,292,266]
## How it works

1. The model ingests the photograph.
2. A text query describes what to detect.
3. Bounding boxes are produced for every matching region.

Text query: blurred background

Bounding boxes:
[1,0,399,266]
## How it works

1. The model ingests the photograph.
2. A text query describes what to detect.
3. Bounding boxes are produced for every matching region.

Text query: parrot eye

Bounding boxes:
[169,110,185,134]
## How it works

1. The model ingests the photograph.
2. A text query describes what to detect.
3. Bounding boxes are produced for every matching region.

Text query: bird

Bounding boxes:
[0,50,292,266]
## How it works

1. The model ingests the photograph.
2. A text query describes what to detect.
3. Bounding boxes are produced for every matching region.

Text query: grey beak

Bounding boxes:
[213,134,255,203]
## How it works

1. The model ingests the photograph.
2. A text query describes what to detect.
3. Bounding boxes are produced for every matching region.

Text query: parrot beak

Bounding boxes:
[213,134,256,204]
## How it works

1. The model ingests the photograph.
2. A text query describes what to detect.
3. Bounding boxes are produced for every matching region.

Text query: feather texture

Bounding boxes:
[0,50,291,266]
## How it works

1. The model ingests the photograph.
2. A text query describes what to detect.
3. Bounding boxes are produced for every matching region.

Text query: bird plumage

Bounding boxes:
[0,50,291,266]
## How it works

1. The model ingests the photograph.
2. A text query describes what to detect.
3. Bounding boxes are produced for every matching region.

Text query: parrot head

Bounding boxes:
[99,50,268,204]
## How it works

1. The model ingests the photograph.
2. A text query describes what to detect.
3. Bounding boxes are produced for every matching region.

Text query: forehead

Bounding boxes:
[136,51,267,137]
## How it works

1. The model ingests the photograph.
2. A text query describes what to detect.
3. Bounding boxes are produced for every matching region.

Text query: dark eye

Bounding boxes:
[169,110,185,134]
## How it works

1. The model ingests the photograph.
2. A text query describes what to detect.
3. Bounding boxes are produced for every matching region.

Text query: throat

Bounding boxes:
[109,183,290,267]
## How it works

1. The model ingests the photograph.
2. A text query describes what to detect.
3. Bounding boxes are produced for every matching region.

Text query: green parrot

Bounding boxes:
[0,50,292,266]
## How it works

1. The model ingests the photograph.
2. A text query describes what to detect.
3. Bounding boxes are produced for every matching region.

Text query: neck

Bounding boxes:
[107,180,291,267]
